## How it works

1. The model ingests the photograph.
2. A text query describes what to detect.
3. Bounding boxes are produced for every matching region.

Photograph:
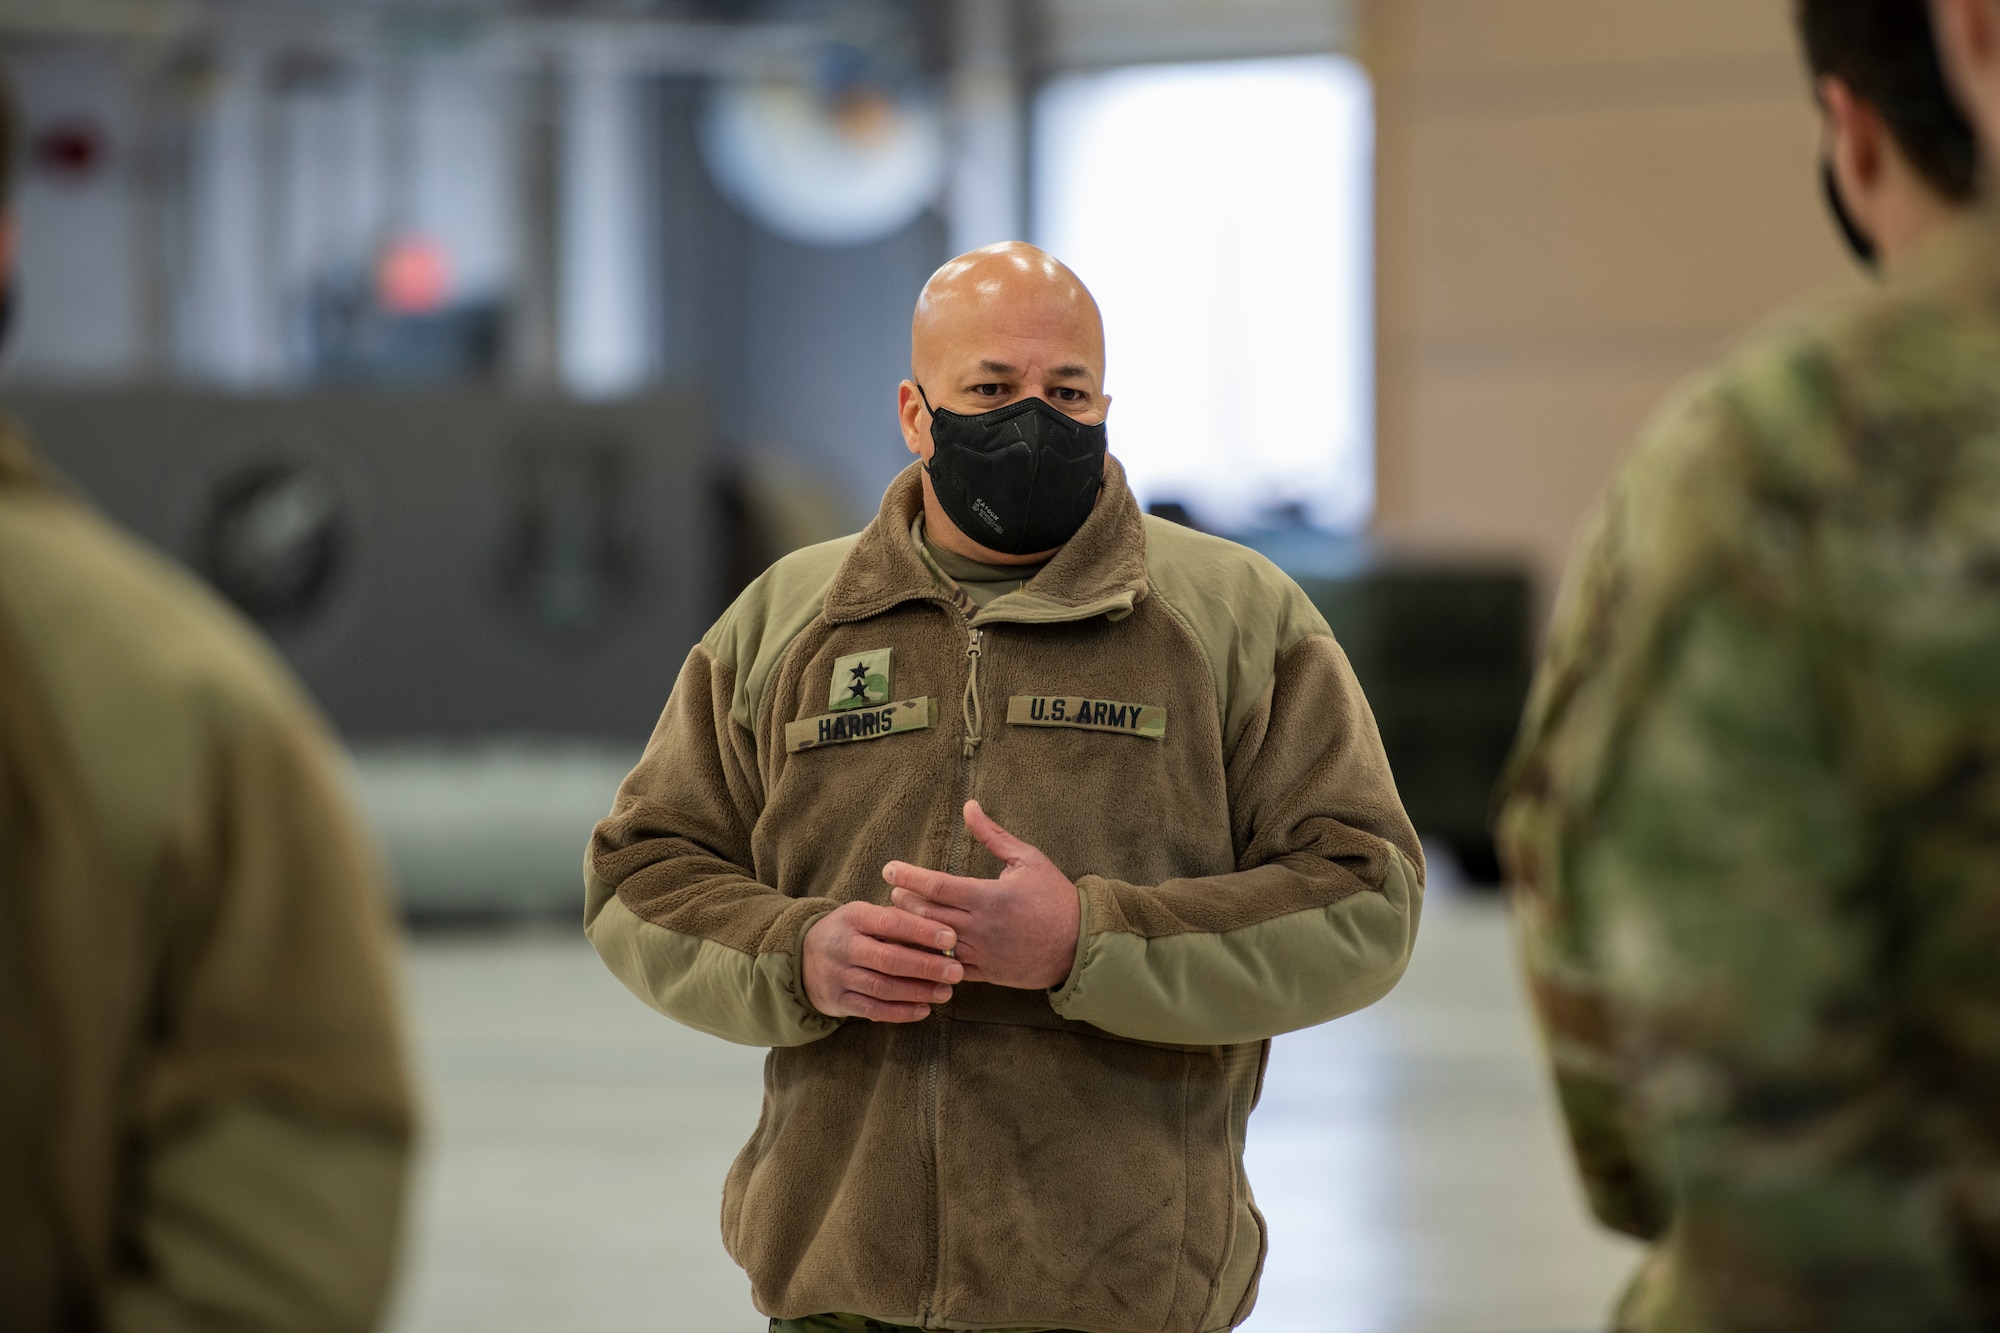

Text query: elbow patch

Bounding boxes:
[1053,848,1423,1046]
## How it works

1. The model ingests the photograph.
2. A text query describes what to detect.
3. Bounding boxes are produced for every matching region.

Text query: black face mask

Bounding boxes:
[919,387,1107,556]
[1821,157,1880,271]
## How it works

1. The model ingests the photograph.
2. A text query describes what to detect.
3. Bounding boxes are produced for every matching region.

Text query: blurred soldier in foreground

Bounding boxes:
[1498,0,2000,1326]
[587,242,1422,1332]
[0,96,415,1331]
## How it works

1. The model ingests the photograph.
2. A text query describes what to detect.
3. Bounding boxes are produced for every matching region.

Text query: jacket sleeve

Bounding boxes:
[114,697,415,1333]
[585,644,840,1048]
[108,1109,407,1333]
[1048,631,1424,1046]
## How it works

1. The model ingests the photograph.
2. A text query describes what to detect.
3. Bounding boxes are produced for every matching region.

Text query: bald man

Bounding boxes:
[586,243,1422,1333]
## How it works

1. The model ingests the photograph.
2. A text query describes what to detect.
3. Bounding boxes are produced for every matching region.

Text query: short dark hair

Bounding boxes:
[1797,0,1981,202]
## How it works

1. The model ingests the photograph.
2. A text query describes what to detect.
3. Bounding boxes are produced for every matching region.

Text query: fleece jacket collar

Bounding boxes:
[824,454,1152,629]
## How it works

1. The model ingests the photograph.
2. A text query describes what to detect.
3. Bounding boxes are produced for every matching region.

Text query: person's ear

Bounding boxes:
[1822,76,1886,204]
[1935,0,2000,81]
[1933,0,2000,136]
[898,380,931,460]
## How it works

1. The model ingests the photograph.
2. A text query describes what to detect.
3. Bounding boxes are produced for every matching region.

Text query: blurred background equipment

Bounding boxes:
[1229,515,1533,885]
[1309,563,1534,885]
[198,455,349,628]
[700,11,947,246]
[13,389,708,738]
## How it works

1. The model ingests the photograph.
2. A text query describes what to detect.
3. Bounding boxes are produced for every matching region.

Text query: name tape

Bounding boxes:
[1006,695,1165,740]
[786,697,936,753]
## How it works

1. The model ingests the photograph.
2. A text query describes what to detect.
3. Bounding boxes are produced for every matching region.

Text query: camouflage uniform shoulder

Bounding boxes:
[1507,223,2000,844]
[1696,227,2000,504]
[1576,260,1989,605]
[1501,282,1886,819]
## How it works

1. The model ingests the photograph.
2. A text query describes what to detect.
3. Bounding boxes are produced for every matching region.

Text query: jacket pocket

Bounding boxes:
[933,1023,1234,1333]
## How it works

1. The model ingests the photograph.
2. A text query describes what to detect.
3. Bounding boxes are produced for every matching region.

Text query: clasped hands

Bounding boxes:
[801,800,1080,1023]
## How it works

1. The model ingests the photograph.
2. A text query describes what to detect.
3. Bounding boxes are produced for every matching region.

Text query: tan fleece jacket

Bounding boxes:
[587,458,1423,1333]
[0,425,414,1332]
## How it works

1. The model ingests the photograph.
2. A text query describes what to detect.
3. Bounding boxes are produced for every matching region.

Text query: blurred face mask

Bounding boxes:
[918,386,1106,556]
[1821,156,1880,271]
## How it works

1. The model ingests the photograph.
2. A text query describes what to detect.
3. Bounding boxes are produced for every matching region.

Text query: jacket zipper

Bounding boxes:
[923,596,985,1328]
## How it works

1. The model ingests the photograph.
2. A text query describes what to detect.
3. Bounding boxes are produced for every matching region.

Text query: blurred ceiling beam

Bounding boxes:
[0,0,200,40]
[0,1,823,82]
[0,0,1363,77]
[1032,0,1356,71]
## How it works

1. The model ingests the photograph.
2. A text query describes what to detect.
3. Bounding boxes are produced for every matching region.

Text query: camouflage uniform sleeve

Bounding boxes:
[1501,356,1995,1325]
[1497,474,1668,1243]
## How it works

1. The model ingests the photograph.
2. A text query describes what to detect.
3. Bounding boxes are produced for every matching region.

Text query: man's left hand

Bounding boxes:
[885,800,1081,991]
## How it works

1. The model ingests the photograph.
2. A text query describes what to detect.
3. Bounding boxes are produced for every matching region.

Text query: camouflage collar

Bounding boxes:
[1897,198,2000,306]
[824,455,1151,628]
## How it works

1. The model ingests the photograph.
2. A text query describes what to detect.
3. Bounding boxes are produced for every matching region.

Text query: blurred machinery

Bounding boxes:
[12,389,710,741]
[1303,565,1532,884]
[1232,518,1533,885]
[14,389,711,918]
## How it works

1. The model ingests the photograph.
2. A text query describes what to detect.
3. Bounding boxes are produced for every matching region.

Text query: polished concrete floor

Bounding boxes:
[382,870,1640,1333]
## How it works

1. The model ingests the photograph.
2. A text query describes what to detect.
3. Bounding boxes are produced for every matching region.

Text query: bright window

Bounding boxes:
[1034,55,1374,533]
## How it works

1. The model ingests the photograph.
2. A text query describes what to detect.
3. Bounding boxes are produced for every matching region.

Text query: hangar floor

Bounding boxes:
[381,859,1640,1333]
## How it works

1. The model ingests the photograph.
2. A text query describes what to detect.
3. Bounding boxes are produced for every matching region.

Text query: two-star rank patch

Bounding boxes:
[787,648,930,754]
[1006,695,1166,740]
[829,648,892,711]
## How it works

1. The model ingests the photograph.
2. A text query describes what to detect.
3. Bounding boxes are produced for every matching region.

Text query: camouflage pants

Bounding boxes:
[770,1317,1085,1333]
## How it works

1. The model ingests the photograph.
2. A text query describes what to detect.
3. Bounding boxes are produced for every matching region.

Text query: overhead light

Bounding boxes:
[700,38,945,248]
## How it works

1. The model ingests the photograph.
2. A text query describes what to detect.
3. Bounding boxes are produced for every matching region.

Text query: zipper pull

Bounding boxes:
[961,627,985,757]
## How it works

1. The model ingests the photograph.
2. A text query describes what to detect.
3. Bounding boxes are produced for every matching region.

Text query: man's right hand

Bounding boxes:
[801,902,962,1023]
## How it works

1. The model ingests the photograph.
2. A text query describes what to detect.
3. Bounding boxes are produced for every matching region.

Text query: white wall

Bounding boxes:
[1035,55,1375,532]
